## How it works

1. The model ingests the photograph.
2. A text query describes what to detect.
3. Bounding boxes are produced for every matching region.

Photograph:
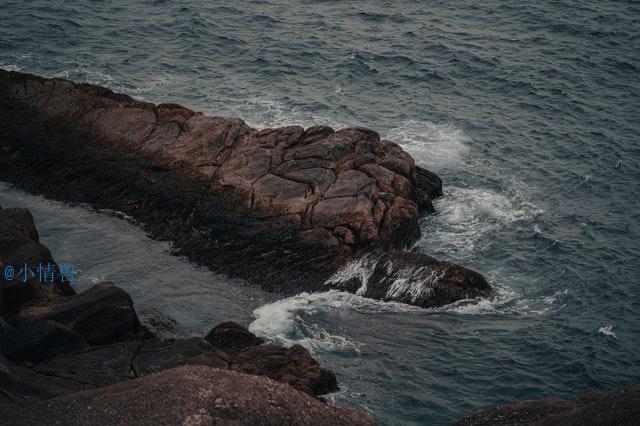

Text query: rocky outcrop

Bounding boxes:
[0,69,489,307]
[0,206,363,422]
[228,342,338,396]
[2,365,375,426]
[0,319,87,364]
[205,321,265,353]
[0,207,74,317]
[325,250,491,308]
[15,282,144,345]
[455,385,640,425]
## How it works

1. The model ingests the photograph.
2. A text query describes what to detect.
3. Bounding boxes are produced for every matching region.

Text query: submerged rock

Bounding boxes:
[455,385,640,426]
[2,365,375,426]
[0,69,490,307]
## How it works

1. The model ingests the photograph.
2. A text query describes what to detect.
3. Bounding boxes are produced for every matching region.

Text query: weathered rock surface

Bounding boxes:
[0,69,488,307]
[0,210,362,422]
[15,282,144,345]
[204,321,265,353]
[325,250,492,308]
[455,385,640,426]
[230,343,339,396]
[2,365,375,426]
[0,207,74,317]
[0,319,87,364]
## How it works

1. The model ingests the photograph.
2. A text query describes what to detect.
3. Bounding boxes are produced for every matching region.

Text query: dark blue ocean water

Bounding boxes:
[1,1,640,424]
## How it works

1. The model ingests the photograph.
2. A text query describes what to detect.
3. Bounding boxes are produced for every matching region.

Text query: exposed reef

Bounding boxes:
[0,69,491,308]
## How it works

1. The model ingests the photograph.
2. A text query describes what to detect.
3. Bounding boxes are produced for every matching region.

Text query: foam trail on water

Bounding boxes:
[386,121,470,171]
[418,186,544,254]
[249,290,424,352]
[598,325,618,339]
[229,96,347,131]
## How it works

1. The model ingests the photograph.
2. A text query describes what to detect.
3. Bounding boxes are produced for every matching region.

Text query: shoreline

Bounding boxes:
[0,69,491,308]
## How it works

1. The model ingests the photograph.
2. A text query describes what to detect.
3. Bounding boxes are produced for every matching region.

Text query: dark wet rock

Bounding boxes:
[455,385,640,426]
[364,251,492,307]
[0,70,490,307]
[204,321,265,354]
[326,251,492,308]
[0,208,74,318]
[2,365,375,426]
[0,208,39,241]
[132,337,229,377]
[415,165,443,200]
[0,320,87,364]
[34,341,140,387]
[15,282,143,345]
[205,322,337,396]
[0,207,370,422]
[230,343,338,396]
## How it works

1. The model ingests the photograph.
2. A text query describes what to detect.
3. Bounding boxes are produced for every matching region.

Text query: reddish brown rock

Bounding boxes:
[204,321,265,354]
[0,70,430,254]
[230,344,339,397]
[205,322,337,396]
[2,366,375,426]
[455,385,640,426]
[0,69,490,306]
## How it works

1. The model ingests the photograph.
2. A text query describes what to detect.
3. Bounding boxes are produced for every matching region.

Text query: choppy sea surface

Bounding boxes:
[1,1,639,424]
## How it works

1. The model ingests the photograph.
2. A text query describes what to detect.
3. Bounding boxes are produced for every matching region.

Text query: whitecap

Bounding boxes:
[598,325,618,339]
[385,121,470,171]
[229,96,346,131]
[249,290,422,352]
[418,186,543,254]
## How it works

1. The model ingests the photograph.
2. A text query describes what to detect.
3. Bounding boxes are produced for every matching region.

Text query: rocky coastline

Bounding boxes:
[0,206,373,424]
[2,69,638,424]
[0,69,490,309]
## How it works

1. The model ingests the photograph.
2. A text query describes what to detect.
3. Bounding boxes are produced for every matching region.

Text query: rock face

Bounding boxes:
[2,366,375,426]
[15,282,144,345]
[325,250,492,308]
[205,321,265,353]
[0,69,488,307]
[0,207,363,422]
[455,385,640,426]
[0,207,74,316]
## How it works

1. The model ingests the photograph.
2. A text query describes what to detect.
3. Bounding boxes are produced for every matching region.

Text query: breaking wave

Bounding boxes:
[418,186,544,254]
[386,121,470,171]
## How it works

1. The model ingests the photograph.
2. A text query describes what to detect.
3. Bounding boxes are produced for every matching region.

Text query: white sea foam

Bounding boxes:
[386,121,470,171]
[598,325,618,339]
[323,255,378,295]
[233,96,346,131]
[249,290,423,352]
[419,186,544,253]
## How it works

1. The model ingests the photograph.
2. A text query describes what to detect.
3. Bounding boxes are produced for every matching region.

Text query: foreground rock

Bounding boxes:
[0,207,360,421]
[0,69,490,307]
[0,207,74,317]
[2,365,375,426]
[15,282,144,345]
[455,385,640,425]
